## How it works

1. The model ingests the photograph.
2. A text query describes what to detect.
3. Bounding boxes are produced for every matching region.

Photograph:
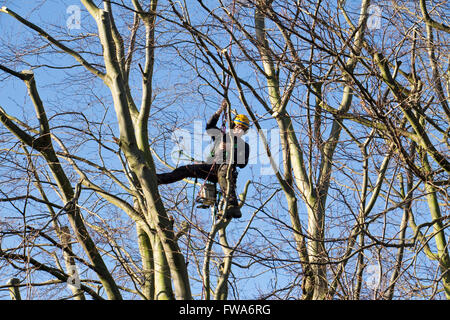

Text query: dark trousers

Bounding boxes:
[157,163,238,206]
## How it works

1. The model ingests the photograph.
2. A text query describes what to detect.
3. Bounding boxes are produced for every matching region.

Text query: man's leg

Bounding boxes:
[217,164,241,218]
[157,164,217,184]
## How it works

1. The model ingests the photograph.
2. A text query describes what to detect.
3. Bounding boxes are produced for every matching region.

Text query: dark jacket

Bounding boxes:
[205,111,250,168]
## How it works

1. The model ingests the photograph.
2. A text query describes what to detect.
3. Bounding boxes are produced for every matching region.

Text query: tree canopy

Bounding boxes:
[0,0,448,300]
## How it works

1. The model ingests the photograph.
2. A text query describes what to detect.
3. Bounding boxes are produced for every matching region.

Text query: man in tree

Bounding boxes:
[157,101,250,219]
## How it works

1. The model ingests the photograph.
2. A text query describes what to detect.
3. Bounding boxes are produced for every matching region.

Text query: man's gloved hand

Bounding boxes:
[216,99,228,115]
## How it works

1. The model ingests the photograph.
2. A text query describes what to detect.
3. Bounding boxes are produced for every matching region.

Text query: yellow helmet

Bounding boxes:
[233,114,250,130]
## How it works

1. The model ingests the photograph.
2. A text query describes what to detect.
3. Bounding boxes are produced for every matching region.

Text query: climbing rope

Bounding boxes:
[195,0,237,212]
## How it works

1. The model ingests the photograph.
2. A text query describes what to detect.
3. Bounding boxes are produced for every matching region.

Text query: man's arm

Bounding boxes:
[206,100,227,132]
